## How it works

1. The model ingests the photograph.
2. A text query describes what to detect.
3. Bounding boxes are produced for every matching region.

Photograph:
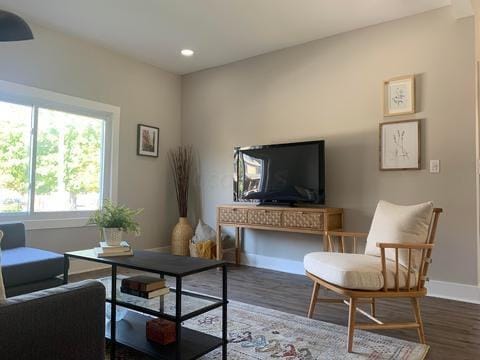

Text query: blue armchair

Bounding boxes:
[0,223,65,297]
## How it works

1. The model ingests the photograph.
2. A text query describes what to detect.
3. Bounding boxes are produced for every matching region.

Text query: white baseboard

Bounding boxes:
[426,280,480,304]
[240,252,480,304]
[68,245,171,275]
[241,252,305,275]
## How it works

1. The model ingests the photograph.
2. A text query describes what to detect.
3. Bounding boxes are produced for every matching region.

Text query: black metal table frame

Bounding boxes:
[63,254,228,360]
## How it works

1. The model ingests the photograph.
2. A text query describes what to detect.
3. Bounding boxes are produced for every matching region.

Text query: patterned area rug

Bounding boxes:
[104,300,428,359]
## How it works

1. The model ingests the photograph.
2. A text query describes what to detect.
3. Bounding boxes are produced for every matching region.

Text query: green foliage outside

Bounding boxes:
[0,106,103,212]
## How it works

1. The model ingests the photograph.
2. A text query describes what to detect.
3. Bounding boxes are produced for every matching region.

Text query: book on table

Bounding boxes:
[120,275,169,299]
[99,241,131,253]
[94,247,133,257]
[121,275,166,292]
[120,286,170,299]
[94,240,132,257]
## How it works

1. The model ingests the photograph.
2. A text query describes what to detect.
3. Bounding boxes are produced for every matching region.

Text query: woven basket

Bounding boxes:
[189,240,216,259]
[171,217,193,256]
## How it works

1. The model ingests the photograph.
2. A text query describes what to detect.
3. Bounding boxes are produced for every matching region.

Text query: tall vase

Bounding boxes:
[171,217,193,256]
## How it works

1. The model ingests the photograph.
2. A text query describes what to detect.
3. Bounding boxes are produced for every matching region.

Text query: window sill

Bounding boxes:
[0,217,94,230]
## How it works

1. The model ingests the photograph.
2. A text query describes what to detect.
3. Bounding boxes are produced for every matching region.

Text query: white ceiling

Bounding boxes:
[0,0,454,74]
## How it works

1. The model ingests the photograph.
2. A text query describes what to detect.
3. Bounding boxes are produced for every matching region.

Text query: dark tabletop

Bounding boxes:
[65,249,226,277]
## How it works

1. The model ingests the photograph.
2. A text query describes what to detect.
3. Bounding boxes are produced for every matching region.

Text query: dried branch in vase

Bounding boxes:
[168,145,193,218]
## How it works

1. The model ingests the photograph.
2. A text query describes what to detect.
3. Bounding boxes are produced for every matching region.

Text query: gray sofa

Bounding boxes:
[0,223,65,297]
[0,280,105,359]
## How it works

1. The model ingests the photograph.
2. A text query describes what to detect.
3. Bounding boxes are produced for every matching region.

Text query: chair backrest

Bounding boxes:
[365,201,435,271]
[418,208,442,290]
[0,223,26,250]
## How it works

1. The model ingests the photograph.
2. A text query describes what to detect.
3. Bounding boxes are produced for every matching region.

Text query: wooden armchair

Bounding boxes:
[304,202,442,352]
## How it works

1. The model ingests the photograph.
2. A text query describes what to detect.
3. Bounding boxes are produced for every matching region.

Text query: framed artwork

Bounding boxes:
[137,124,159,157]
[380,119,420,171]
[383,75,415,116]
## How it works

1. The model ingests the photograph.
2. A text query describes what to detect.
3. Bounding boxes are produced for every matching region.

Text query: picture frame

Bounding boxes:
[137,124,159,157]
[379,119,420,171]
[383,75,415,116]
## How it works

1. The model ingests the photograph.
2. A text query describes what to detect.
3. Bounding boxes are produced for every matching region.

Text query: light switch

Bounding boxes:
[430,160,440,173]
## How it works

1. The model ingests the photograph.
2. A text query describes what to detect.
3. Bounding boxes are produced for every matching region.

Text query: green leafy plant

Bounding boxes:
[88,200,143,235]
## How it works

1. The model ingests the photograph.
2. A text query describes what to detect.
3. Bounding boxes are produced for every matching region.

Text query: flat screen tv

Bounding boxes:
[234,140,325,205]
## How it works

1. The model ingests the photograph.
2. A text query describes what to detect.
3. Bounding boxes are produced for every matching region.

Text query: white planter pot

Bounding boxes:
[103,228,123,246]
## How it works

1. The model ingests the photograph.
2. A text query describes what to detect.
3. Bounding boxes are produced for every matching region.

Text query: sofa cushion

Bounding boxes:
[1,247,64,288]
[0,223,26,250]
[0,231,5,300]
[304,252,417,291]
[364,200,433,270]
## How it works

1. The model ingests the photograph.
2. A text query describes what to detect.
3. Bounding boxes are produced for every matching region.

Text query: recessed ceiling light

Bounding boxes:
[181,49,194,57]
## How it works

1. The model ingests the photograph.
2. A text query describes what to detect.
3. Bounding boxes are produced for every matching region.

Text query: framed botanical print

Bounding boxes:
[137,124,159,157]
[383,75,415,116]
[380,119,420,170]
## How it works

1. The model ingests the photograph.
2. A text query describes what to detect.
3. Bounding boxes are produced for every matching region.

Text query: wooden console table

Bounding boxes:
[216,204,343,264]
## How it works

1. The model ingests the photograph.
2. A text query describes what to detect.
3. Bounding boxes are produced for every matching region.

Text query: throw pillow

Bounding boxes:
[192,219,217,244]
[364,200,434,270]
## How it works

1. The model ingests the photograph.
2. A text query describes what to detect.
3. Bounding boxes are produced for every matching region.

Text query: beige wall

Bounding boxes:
[0,23,182,268]
[182,7,478,285]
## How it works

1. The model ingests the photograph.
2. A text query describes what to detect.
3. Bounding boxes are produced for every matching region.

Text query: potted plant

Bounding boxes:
[169,145,193,256]
[88,200,142,245]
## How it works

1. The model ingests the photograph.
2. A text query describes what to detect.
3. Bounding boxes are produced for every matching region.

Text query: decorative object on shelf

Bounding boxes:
[380,119,420,170]
[169,145,193,256]
[121,275,169,299]
[137,124,159,157]
[88,199,142,246]
[383,75,415,116]
[146,318,176,345]
[0,10,34,42]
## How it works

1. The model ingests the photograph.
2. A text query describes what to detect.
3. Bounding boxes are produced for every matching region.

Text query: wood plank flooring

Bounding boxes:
[71,264,480,360]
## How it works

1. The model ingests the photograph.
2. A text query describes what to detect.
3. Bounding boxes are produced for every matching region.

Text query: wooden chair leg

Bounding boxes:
[371,298,376,317]
[347,297,357,353]
[411,297,426,344]
[307,281,320,318]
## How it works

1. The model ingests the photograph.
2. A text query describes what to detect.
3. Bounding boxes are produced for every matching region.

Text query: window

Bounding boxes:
[0,80,119,229]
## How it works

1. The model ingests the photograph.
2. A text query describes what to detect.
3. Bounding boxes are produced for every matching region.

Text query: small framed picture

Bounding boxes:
[384,75,415,116]
[137,124,159,157]
[380,119,420,171]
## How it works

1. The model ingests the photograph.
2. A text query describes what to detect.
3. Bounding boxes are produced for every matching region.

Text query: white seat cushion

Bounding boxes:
[364,200,433,270]
[304,252,417,291]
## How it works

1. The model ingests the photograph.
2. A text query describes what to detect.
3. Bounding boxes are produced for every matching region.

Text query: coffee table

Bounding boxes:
[64,250,228,360]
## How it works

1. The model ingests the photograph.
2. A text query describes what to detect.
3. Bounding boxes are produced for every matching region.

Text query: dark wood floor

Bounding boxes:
[72,264,480,360]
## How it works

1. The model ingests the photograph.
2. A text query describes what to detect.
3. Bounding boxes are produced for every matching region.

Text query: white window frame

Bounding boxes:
[0,80,120,230]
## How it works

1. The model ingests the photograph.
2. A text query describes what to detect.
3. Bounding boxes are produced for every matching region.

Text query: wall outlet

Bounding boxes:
[430,160,440,173]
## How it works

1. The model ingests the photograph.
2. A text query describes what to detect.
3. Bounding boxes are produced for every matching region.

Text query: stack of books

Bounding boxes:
[120,275,170,299]
[94,241,133,258]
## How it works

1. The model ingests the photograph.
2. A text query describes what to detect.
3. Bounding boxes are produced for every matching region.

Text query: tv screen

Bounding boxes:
[234,140,325,205]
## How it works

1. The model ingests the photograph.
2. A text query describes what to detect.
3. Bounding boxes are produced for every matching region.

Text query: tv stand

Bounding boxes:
[257,201,295,207]
[216,204,343,264]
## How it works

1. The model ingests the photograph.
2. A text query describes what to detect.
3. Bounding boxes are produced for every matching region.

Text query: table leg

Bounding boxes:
[160,273,165,314]
[63,255,69,284]
[216,224,222,260]
[222,264,228,359]
[235,227,241,265]
[175,276,182,360]
[111,265,117,360]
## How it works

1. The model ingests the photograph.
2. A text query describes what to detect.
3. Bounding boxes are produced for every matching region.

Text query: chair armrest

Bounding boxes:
[376,242,434,249]
[0,280,105,360]
[326,231,368,253]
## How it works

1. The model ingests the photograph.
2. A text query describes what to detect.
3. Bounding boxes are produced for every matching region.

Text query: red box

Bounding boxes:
[146,318,176,345]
